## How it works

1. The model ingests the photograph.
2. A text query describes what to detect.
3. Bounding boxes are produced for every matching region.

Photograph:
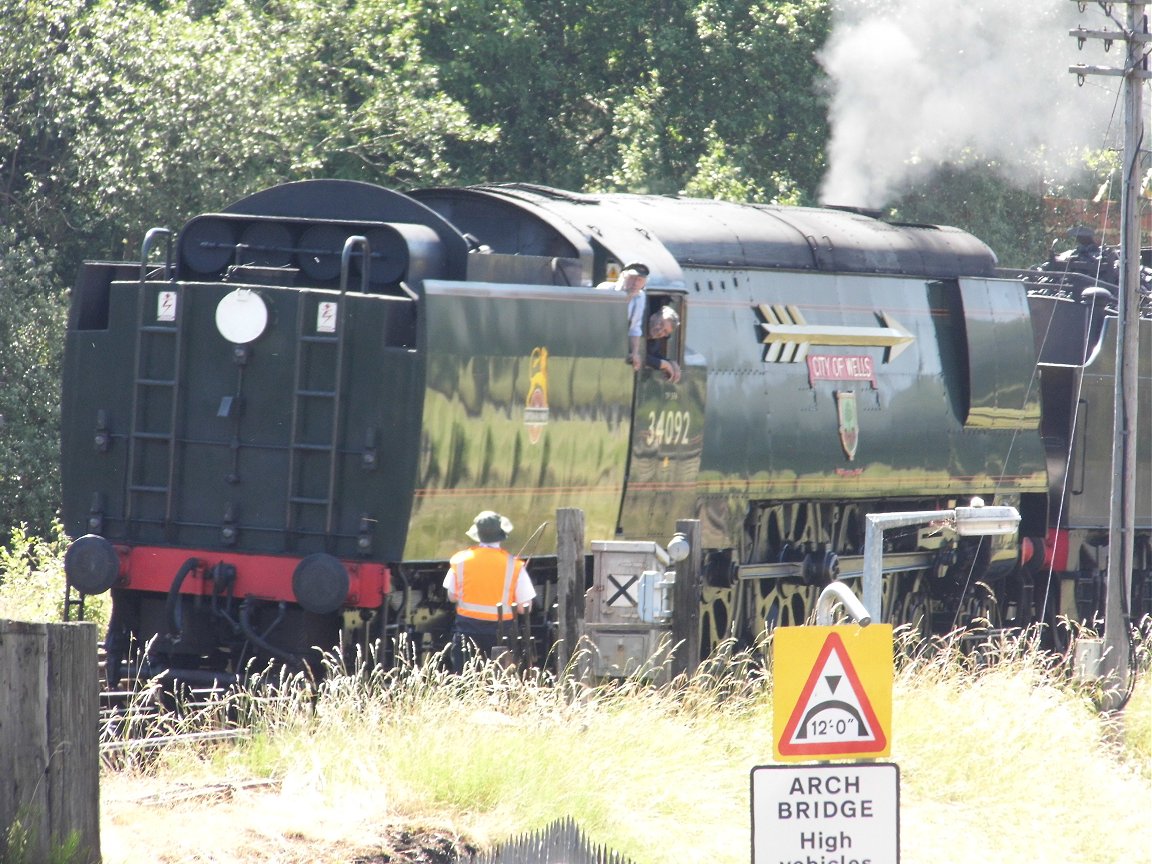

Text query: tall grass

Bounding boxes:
[105,628,1151,864]
[4,529,1143,861]
[893,627,1149,864]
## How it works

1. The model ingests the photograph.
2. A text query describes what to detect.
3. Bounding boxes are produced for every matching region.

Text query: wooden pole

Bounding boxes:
[1101,0,1145,708]
[0,620,100,864]
[47,622,101,863]
[1,620,49,863]
[671,519,702,679]
[554,508,586,675]
[1070,0,1151,708]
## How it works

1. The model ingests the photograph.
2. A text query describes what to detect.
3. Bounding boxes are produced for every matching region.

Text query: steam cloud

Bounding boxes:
[819,0,1121,207]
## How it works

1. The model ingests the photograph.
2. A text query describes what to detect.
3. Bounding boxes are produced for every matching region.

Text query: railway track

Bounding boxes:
[99,686,251,762]
[98,643,254,763]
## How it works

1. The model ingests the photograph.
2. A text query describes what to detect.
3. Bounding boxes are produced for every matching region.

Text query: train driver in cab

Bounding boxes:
[443,510,535,671]
[619,262,650,371]
[597,261,659,372]
[645,305,681,383]
[596,261,651,370]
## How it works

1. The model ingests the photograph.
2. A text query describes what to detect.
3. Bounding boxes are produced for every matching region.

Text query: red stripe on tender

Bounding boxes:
[115,545,389,609]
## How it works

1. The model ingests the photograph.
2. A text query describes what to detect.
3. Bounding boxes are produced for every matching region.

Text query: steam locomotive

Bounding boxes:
[59,179,1152,682]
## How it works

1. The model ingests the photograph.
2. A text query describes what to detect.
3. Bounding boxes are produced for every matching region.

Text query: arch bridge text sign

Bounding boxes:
[751,763,900,864]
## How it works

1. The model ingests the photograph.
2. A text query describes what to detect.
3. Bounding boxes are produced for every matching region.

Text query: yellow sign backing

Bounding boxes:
[772,624,893,761]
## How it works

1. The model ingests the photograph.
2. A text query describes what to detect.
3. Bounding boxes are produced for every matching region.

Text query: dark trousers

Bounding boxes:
[450,616,508,672]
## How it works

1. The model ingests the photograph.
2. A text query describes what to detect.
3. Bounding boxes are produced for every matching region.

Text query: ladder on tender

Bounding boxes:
[63,581,86,622]
[284,235,369,549]
[125,228,183,539]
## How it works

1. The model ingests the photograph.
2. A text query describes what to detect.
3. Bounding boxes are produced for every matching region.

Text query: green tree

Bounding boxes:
[887,162,1050,269]
[0,0,492,539]
[0,228,66,536]
[48,0,491,265]
[637,0,829,201]
[416,0,830,201]
[0,0,82,253]
[0,0,80,535]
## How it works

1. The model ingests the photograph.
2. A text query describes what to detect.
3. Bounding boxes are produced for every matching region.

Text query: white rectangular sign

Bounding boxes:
[157,290,177,322]
[317,301,338,333]
[751,763,899,864]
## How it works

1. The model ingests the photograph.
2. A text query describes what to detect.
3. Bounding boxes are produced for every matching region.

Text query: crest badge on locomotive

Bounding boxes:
[524,347,549,444]
[836,391,859,461]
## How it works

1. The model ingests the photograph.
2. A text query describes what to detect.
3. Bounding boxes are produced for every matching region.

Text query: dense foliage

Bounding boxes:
[0,230,66,531]
[888,161,1051,269]
[414,0,830,200]
[1,0,496,535]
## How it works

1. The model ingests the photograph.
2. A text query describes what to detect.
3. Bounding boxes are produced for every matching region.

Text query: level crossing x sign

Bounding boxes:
[606,573,639,607]
[773,624,893,761]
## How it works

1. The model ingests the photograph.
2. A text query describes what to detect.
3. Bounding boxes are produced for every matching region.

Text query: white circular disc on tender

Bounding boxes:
[215,289,268,344]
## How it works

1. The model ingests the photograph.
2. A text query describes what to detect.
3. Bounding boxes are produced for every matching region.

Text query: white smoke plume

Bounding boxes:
[819,0,1123,207]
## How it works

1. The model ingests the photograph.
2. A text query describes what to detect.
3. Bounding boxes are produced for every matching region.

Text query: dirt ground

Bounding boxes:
[100,775,477,864]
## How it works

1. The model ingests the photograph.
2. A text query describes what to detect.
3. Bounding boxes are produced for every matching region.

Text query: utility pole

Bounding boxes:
[1069,1,1149,708]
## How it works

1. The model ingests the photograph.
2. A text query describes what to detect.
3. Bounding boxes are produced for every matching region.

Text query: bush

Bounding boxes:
[0,521,109,629]
[0,229,67,539]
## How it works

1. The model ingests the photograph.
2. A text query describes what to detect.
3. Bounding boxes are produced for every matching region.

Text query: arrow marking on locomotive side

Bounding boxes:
[757,305,915,363]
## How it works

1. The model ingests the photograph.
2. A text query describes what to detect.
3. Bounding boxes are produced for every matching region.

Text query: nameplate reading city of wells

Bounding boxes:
[773,624,893,761]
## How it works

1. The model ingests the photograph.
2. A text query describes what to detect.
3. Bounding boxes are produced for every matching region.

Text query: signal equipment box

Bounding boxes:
[584,540,677,681]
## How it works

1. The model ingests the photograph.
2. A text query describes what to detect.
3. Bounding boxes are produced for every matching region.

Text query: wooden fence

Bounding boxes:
[0,619,100,864]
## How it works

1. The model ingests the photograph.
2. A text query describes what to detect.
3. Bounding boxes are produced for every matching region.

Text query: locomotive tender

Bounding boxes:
[59,179,1152,681]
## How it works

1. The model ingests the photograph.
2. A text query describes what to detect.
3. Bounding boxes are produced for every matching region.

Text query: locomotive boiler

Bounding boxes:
[58,179,1152,682]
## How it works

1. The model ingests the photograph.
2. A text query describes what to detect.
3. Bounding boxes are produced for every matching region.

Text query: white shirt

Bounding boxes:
[626,289,646,338]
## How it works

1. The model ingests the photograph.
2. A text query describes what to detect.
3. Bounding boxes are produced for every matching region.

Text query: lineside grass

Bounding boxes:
[101,628,1152,864]
[893,628,1149,864]
[6,534,1144,861]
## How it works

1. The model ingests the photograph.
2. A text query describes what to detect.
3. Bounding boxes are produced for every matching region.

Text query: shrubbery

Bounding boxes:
[0,521,109,628]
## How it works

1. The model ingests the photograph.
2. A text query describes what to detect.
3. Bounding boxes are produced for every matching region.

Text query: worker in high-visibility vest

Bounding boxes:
[443,510,535,670]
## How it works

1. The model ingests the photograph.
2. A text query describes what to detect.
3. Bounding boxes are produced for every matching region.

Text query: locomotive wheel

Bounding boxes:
[763,503,821,554]
[829,504,864,557]
[957,581,1002,630]
[898,589,932,642]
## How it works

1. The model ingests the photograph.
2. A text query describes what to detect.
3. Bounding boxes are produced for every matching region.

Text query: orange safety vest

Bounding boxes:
[449,546,526,621]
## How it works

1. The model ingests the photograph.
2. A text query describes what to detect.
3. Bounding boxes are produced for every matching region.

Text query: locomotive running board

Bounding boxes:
[736,551,936,582]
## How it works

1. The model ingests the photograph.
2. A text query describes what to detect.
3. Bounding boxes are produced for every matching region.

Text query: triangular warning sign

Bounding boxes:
[777,631,887,757]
